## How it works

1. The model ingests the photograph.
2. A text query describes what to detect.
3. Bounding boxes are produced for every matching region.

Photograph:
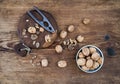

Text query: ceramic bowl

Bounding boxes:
[76,45,104,73]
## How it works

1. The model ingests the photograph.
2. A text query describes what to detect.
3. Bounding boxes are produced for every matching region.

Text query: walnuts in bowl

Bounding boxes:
[76,45,104,73]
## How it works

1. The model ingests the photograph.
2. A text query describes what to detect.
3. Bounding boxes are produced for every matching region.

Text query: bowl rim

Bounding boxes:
[76,45,104,73]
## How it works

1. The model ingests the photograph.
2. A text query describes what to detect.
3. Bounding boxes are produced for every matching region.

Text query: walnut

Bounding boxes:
[60,30,67,39]
[82,18,90,24]
[45,35,51,43]
[67,25,75,32]
[35,23,39,28]
[82,47,90,56]
[86,59,93,68]
[89,47,96,54]
[92,62,99,69]
[82,66,89,71]
[98,57,102,65]
[31,34,38,40]
[41,58,48,67]
[55,45,63,53]
[39,27,44,32]
[91,52,100,61]
[77,58,86,66]
[28,27,36,33]
[78,52,84,58]
[58,60,67,68]
[76,35,84,43]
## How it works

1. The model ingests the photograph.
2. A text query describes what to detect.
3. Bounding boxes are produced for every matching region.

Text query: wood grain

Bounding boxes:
[0,0,120,84]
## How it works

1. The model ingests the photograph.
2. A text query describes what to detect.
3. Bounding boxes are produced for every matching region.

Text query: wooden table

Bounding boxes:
[0,0,120,84]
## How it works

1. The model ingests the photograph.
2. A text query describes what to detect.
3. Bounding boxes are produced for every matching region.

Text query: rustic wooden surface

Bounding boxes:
[0,0,120,84]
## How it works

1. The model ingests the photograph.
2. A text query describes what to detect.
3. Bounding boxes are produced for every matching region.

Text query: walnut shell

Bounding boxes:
[58,60,67,68]
[82,47,90,56]
[91,52,100,61]
[77,58,86,66]
[82,66,89,71]
[67,25,75,32]
[55,45,63,53]
[78,52,84,58]
[86,59,93,68]
[76,35,84,43]
[60,30,67,39]
[28,27,36,33]
[89,47,96,54]
[41,58,48,67]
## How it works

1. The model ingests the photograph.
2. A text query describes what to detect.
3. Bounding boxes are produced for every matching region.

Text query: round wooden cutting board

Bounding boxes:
[17,8,58,49]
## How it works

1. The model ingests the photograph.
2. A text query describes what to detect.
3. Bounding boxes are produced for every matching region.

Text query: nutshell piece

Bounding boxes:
[35,42,40,48]
[98,57,102,64]
[35,23,39,28]
[39,27,45,32]
[58,60,67,68]
[60,30,67,39]
[77,58,86,66]
[89,47,96,54]
[76,35,84,43]
[83,18,90,24]
[86,59,93,68]
[67,25,75,32]
[26,19,29,22]
[28,27,36,33]
[41,58,48,67]
[82,47,90,56]
[22,29,26,36]
[55,45,63,53]
[91,52,100,61]
[30,34,38,40]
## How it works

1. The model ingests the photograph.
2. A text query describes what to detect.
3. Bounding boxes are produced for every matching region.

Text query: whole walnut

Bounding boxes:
[55,45,63,53]
[78,52,84,58]
[77,58,86,66]
[91,52,100,61]
[82,47,90,56]
[67,25,75,32]
[89,47,96,54]
[41,58,48,67]
[86,59,93,68]
[82,66,89,71]
[60,30,67,39]
[76,35,84,43]
[58,60,67,68]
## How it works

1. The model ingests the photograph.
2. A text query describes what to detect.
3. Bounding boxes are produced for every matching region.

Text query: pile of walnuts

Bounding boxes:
[77,47,103,71]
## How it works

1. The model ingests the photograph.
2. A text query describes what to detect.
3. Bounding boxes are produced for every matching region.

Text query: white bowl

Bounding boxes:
[76,45,104,73]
